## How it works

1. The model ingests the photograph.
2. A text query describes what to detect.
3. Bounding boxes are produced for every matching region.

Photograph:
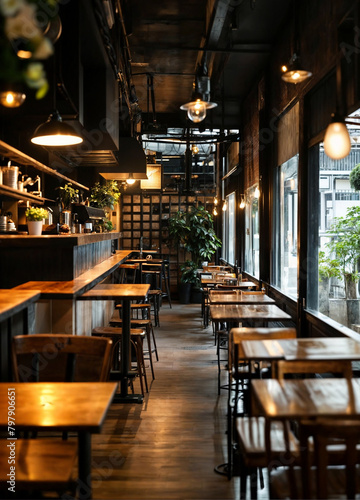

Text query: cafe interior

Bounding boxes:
[2,0,360,498]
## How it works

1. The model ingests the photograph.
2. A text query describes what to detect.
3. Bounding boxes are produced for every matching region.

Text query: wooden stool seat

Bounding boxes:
[0,438,77,494]
[118,263,139,284]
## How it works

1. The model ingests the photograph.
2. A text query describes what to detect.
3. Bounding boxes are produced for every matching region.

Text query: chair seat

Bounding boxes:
[0,438,77,491]
[236,417,299,467]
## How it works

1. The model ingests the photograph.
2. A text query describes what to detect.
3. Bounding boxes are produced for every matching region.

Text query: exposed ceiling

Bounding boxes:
[0,0,292,183]
[125,0,292,133]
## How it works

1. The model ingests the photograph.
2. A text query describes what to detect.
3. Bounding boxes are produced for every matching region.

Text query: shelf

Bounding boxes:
[0,140,89,191]
[0,184,51,204]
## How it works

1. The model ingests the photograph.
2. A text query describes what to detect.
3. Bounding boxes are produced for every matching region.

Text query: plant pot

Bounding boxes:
[27,221,43,235]
[191,286,203,304]
[178,283,191,304]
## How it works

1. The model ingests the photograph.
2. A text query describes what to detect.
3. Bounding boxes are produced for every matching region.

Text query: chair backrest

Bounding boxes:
[299,419,360,499]
[241,290,265,295]
[230,327,297,370]
[12,334,112,383]
[275,359,353,380]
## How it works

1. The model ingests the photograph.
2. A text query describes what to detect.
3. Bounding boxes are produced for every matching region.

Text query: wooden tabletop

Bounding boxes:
[242,337,360,361]
[0,382,117,432]
[209,292,275,305]
[80,283,150,300]
[202,279,256,288]
[251,378,360,420]
[0,289,40,322]
[210,304,292,322]
[13,250,132,298]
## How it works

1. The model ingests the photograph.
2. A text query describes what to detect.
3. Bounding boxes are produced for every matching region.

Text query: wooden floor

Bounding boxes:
[91,302,240,500]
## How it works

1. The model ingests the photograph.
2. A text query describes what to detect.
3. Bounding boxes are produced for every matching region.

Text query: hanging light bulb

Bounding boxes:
[213,207,218,216]
[239,195,245,209]
[0,90,26,108]
[31,110,83,146]
[126,173,136,185]
[180,73,217,123]
[222,200,227,211]
[254,186,260,198]
[281,54,312,84]
[192,144,199,154]
[213,197,218,205]
[324,113,351,160]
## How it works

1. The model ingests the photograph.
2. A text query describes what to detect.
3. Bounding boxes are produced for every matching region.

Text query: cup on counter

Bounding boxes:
[84,222,92,233]
[0,215,7,232]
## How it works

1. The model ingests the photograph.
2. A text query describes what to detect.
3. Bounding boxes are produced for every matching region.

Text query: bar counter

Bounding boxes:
[0,231,121,288]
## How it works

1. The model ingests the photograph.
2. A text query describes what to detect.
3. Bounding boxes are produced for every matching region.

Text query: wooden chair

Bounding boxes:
[232,328,298,496]
[12,334,112,383]
[265,359,354,500]
[92,327,149,396]
[0,438,77,499]
[269,419,360,499]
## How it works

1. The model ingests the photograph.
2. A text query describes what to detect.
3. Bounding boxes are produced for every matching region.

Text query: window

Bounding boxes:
[244,185,259,278]
[307,136,360,332]
[222,192,236,264]
[273,155,299,298]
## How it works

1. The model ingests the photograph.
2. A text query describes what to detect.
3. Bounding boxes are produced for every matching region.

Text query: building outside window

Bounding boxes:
[273,155,298,298]
[244,185,259,278]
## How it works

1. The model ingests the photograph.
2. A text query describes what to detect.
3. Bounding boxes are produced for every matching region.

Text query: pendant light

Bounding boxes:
[31,50,83,147]
[31,110,83,146]
[281,54,312,83]
[0,90,26,108]
[281,1,312,85]
[180,66,217,123]
[323,58,358,160]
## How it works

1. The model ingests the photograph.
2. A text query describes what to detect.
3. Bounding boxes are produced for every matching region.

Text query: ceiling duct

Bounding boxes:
[98,137,147,180]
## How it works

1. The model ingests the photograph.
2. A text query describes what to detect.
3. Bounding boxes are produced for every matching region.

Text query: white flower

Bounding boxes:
[32,36,53,59]
[0,0,24,17]
[24,62,46,88]
[5,2,41,41]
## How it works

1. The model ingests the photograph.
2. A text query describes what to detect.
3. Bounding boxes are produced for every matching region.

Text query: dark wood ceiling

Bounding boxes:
[125,0,292,131]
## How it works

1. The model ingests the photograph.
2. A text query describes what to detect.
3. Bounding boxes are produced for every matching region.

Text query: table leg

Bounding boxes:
[78,432,92,499]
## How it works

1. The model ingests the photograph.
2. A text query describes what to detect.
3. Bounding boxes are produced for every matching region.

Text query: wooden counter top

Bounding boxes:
[0,231,121,248]
[0,289,40,321]
[13,250,132,298]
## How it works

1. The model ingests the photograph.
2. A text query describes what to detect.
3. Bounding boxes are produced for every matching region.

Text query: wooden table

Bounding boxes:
[0,290,41,381]
[210,304,292,325]
[242,337,360,362]
[0,382,117,499]
[251,378,360,420]
[209,292,275,305]
[202,279,256,288]
[79,284,150,403]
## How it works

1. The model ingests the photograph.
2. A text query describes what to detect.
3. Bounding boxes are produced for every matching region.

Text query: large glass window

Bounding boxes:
[273,155,298,298]
[307,129,360,331]
[222,192,236,264]
[244,185,259,278]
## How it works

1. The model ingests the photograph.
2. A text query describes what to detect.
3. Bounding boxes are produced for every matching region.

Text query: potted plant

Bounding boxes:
[178,260,199,304]
[90,181,121,211]
[25,207,48,235]
[56,183,79,225]
[167,204,221,302]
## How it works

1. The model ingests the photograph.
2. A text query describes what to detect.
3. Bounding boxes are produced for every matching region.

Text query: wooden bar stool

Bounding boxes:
[112,303,158,377]
[118,263,139,284]
[92,327,148,396]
